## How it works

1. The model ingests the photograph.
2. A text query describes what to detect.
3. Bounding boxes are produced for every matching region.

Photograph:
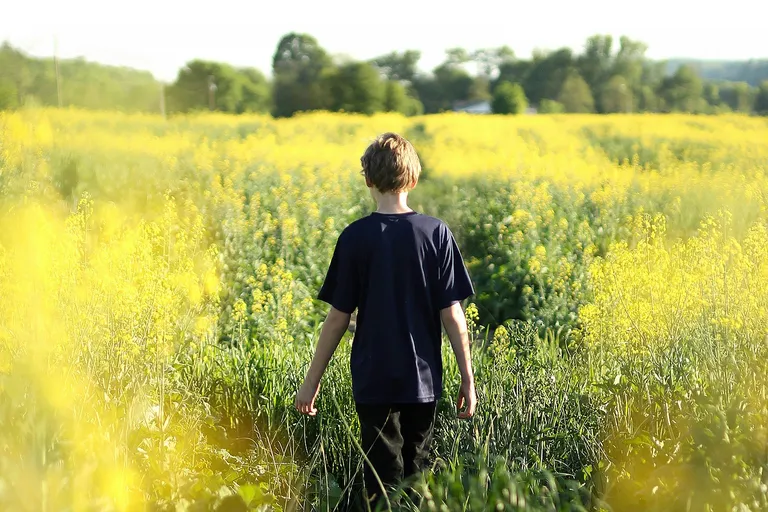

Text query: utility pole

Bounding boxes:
[207,75,216,111]
[54,36,62,107]
[619,83,631,114]
[159,82,166,119]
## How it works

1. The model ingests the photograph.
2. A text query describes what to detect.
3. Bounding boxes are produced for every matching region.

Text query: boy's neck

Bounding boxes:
[375,191,412,214]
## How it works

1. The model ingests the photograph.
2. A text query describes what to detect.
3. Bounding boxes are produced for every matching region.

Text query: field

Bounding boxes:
[1,109,768,511]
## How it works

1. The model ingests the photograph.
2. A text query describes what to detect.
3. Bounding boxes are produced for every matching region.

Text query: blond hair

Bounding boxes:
[360,133,421,193]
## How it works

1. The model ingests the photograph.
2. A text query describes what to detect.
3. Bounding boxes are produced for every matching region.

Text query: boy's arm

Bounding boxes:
[295,307,351,416]
[440,302,476,419]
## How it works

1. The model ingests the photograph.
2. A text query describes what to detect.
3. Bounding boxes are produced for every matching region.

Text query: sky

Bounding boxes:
[2,0,766,81]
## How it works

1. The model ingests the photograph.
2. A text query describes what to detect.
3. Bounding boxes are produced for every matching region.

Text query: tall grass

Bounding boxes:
[1,109,767,510]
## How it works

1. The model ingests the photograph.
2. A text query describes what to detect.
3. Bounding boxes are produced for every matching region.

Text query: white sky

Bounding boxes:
[2,0,766,81]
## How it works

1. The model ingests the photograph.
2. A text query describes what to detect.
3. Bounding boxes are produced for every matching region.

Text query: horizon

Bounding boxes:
[4,37,768,83]
[3,0,767,82]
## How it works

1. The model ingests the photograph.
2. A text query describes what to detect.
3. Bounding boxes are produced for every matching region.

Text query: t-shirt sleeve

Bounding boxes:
[317,230,359,314]
[436,224,475,310]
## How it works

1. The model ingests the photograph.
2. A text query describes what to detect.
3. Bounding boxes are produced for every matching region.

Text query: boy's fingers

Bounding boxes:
[468,398,476,417]
[457,390,476,419]
[295,399,318,416]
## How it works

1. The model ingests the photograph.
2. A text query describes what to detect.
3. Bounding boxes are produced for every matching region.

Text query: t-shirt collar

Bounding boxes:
[371,210,419,217]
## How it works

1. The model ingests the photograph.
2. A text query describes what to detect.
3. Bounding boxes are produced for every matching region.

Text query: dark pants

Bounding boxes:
[355,402,437,507]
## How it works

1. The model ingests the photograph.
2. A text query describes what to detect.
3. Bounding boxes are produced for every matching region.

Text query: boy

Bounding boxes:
[295,132,476,506]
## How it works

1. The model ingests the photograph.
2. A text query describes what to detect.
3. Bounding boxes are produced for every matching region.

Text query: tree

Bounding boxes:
[658,65,703,112]
[384,80,406,113]
[272,33,333,117]
[523,48,574,106]
[739,61,768,87]
[601,75,633,113]
[414,49,476,113]
[492,82,527,115]
[167,60,243,113]
[719,82,755,112]
[28,62,58,106]
[558,72,595,113]
[0,44,30,107]
[0,42,161,112]
[371,50,421,83]
[640,61,666,109]
[539,99,564,113]
[411,76,442,114]
[703,82,721,107]
[471,46,515,77]
[328,61,385,115]
[637,85,659,112]
[0,80,18,110]
[238,67,271,113]
[734,82,754,112]
[578,35,614,109]
[166,61,271,114]
[468,76,491,101]
[754,81,768,115]
[665,59,768,87]
[495,60,532,91]
[383,81,423,116]
[612,37,647,87]
[445,48,471,66]
[434,64,473,110]
[404,97,424,117]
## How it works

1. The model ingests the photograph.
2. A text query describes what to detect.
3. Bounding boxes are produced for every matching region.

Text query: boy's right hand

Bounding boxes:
[296,379,320,416]
[456,379,476,419]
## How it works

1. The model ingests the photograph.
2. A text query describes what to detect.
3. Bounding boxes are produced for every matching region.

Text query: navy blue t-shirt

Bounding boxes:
[318,211,474,404]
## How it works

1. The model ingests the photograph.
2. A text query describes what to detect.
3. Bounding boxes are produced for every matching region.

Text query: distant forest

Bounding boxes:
[1,35,767,116]
[665,59,768,87]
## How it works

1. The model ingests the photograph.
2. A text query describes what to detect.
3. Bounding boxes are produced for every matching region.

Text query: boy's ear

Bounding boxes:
[365,176,373,188]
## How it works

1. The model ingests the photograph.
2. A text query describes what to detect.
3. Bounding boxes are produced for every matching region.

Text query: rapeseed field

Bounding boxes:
[1,108,768,511]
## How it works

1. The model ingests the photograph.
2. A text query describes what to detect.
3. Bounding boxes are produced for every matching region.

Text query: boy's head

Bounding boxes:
[361,133,421,194]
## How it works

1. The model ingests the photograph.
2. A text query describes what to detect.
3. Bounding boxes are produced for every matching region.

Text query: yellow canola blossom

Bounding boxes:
[1,107,768,509]
[581,211,768,352]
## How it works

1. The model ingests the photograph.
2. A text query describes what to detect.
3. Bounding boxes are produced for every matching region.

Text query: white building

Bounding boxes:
[452,100,492,114]
[452,100,538,115]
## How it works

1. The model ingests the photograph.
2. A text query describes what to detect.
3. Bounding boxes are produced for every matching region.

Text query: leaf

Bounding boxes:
[237,483,261,505]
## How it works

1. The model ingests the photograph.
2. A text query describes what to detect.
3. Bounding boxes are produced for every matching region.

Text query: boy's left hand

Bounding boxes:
[295,379,320,416]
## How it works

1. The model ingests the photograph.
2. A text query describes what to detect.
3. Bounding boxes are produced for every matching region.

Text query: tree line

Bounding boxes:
[2,36,768,116]
[0,42,161,112]
[263,33,768,116]
[665,59,768,87]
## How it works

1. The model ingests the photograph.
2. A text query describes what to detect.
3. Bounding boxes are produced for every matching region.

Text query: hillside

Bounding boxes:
[3,39,768,115]
[665,58,768,86]
[0,42,163,112]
